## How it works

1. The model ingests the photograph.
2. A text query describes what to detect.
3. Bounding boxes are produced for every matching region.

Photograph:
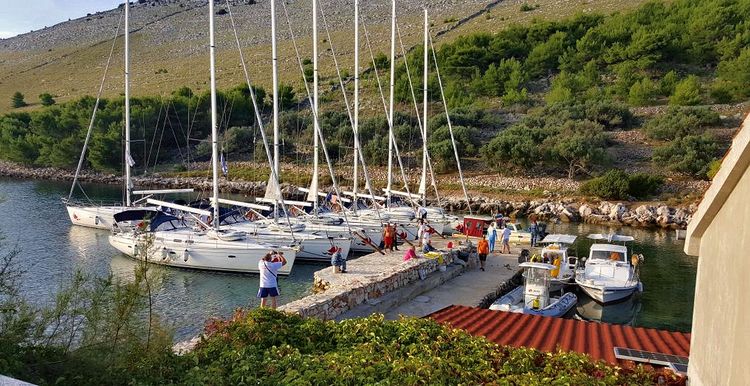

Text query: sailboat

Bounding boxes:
[108,0,297,274]
[64,3,190,230]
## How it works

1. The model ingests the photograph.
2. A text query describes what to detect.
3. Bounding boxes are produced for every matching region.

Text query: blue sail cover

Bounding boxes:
[112,209,182,231]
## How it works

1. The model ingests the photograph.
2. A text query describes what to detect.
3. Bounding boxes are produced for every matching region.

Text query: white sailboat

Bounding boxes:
[575,234,644,303]
[108,0,297,275]
[65,3,189,230]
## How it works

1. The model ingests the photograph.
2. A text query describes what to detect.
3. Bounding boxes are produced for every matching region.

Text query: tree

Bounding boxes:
[11,92,27,108]
[39,93,56,106]
[547,120,608,178]
[669,75,702,106]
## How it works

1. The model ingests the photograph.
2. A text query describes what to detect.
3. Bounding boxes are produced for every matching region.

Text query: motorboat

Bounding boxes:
[575,234,644,304]
[500,222,531,245]
[537,234,579,291]
[489,262,577,317]
[108,209,297,275]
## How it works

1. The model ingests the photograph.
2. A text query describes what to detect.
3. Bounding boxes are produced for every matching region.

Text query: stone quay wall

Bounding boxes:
[278,251,458,320]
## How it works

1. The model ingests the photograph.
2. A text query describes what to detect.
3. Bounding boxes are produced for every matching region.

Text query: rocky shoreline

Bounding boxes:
[0,161,695,229]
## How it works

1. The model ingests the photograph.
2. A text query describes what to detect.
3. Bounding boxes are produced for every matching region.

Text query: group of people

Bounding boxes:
[382,222,400,252]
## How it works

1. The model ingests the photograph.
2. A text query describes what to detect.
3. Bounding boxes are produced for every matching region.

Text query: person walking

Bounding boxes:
[501,225,512,254]
[257,251,287,309]
[487,222,497,252]
[478,234,489,271]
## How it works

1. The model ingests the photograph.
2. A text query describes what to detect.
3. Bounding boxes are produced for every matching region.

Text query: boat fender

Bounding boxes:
[183,249,189,262]
[94,216,100,226]
[161,248,169,261]
[532,297,540,310]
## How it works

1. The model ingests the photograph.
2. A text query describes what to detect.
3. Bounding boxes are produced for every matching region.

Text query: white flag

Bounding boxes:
[125,152,135,167]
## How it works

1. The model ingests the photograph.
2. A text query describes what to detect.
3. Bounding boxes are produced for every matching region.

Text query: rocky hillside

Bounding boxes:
[0,0,507,113]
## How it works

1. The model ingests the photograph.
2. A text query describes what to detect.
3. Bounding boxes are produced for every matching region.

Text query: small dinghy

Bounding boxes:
[489,262,577,318]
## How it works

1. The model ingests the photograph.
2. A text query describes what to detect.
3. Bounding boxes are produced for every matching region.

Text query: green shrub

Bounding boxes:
[223,126,254,154]
[520,3,539,12]
[652,133,720,178]
[184,309,671,385]
[628,78,657,106]
[706,158,722,179]
[643,107,720,140]
[627,173,664,199]
[669,75,703,106]
[39,93,56,106]
[580,169,631,200]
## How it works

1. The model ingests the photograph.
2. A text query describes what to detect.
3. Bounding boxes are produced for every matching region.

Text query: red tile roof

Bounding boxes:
[428,305,691,367]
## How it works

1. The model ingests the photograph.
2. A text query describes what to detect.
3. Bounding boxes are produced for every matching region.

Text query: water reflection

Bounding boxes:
[575,291,642,326]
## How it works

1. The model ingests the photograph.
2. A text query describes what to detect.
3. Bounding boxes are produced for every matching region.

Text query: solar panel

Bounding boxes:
[669,362,688,375]
[613,347,689,366]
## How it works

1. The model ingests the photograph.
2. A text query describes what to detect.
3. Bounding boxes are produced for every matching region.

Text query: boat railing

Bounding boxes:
[62,197,124,208]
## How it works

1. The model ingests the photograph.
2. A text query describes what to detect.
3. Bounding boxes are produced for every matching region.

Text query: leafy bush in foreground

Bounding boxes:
[185,309,678,385]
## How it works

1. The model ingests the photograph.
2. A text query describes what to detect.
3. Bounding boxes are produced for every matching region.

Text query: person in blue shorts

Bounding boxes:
[257,251,287,309]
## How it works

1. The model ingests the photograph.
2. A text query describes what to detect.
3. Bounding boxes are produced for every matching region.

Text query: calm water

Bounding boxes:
[0,177,320,340]
[0,177,697,340]
[539,222,696,332]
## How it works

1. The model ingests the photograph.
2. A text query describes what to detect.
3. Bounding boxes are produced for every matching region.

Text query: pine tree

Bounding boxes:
[11,92,27,108]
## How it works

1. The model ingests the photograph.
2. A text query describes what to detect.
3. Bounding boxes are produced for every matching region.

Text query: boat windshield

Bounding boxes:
[591,250,625,262]
[525,268,549,287]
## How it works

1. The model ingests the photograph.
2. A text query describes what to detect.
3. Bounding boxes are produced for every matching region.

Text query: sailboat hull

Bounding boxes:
[108,233,296,275]
[66,205,128,230]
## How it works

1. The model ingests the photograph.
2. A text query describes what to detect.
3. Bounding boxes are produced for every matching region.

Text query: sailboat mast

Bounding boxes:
[271,0,280,200]
[421,9,429,208]
[312,0,320,213]
[209,0,220,230]
[386,0,396,207]
[352,0,360,211]
[124,0,132,207]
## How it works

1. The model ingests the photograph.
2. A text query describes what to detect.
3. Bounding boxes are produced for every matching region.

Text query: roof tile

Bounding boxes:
[428,305,691,366]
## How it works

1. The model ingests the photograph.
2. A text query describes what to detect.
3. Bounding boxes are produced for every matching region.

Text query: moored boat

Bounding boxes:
[489,262,577,317]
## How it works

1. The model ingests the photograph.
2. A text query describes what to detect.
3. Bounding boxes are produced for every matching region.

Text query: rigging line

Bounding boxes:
[145,96,165,171]
[318,2,383,224]
[361,19,416,208]
[225,0,296,239]
[280,0,353,233]
[68,8,124,203]
[430,34,471,214]
[153,100,170,171]
[396,23,441,205]
[165,101,186,165]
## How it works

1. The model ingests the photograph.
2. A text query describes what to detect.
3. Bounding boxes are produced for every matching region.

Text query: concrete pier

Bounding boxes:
[280,235,526,321]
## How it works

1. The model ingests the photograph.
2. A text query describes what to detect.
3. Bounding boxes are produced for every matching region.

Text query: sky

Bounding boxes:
[0,0,122,38]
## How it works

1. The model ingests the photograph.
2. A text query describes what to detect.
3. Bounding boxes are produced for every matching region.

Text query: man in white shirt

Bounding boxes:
[257,251,287,309]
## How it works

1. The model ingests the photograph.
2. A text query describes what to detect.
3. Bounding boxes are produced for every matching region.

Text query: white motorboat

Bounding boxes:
[109,210,297,275]
[537,234,579,291]
[490,262,577,317]
[504,222,533,245]
[575,234,644,304]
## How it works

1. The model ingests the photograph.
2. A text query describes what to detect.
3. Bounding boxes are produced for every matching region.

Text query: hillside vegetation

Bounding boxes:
[2,0,749,201]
